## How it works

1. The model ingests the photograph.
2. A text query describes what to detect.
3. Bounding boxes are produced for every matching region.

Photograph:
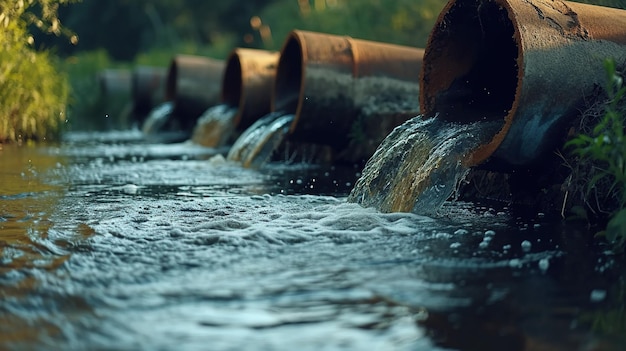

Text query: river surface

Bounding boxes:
[1,130,624,351]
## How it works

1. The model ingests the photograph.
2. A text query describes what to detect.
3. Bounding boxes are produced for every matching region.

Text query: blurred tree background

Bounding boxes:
[38,0,626,63]
[38,0,449,62]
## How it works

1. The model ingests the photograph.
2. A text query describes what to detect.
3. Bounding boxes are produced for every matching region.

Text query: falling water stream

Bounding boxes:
[227,112,295,168]
[348,115,500,216]
[0,126,625,350]
[191,104,239,148]
[142,101,174,135]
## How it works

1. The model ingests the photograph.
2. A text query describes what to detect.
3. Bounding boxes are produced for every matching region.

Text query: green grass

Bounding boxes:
[0,23,69,143]
[566,58,626,252]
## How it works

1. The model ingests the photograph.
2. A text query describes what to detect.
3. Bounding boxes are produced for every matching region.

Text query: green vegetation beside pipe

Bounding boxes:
[566,58,626,252]
[0,1,71,143]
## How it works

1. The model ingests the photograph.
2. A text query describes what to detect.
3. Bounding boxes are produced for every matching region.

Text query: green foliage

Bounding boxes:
[0,0,71,142]
[256,0,447,50]
[36,0,272,61]
[566,58,626,251]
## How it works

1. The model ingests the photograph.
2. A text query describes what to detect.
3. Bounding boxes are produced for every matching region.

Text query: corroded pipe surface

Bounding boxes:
[222,48,280,131]
[420,0,626,166]
[274,30,423,150]
[132,66,166,122]
[165,54,225,130]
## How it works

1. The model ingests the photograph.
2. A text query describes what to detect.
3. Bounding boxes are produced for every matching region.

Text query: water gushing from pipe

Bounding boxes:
[227,112,295,169]
[348,116,500,215]
[190,104,239,148]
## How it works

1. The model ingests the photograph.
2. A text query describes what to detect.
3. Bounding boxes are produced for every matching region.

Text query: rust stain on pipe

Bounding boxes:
[420,0,626,167]
[273,30,423,150]
[221,48,280,131]
[165,54,225,130]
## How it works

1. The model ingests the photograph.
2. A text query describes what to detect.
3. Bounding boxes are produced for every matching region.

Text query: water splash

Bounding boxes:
[227,112,294,168]
[142,101,174,135]
[190,104,238,147]
[348,115,500,216]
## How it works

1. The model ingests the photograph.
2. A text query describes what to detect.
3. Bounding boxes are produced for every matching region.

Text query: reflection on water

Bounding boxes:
[0,132,624,350]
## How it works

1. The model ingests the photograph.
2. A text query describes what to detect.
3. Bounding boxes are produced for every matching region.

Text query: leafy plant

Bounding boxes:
[566,58,626,251]
[0,0,75,142]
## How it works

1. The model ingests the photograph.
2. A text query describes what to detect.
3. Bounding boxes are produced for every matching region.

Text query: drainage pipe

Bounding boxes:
[221,48,280,131]
[420,0,626,167]
[165,54,225,131]
[97,69,133,128]
[132,66,167,124]
[273,30,423,153]
[98,69,131,98]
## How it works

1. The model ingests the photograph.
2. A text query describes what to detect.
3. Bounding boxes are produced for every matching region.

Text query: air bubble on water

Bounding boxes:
[296,179,303,185]
[538,258,550,271]
[454,229,469,235]
[508,258,522,268]
[521,240,532,252]
[450,242,461,249]
[122,184,139,195]
[434,232,451,239]
[478,241,489,249]
[590,289,607,302]
[485,230,496,236]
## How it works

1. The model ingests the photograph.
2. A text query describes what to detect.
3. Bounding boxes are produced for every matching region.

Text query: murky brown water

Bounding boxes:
[0,131,624,350]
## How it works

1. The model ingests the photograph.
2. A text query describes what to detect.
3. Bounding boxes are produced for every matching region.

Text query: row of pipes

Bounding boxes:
[99,0,626,170]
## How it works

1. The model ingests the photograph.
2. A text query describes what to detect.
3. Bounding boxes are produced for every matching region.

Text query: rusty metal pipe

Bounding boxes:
[132,66,167,123]
[165,54,225,131]
[221,48,280,131]
[273,30,424,151]
[420,0,626,167]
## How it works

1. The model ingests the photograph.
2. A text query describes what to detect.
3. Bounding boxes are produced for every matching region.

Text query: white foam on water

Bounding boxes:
[4,130,607,351]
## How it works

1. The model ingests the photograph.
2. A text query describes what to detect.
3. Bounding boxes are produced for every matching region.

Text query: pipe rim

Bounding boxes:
[273,30,307,133]
[165,57,179,102]
[222,50,244,111]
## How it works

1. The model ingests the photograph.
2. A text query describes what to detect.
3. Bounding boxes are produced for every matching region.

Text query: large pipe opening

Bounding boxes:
[222,54,242,108]
[423,0,626,166]
[421,0,518,124]
[273,35,303,115]
[165,61,178,102]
